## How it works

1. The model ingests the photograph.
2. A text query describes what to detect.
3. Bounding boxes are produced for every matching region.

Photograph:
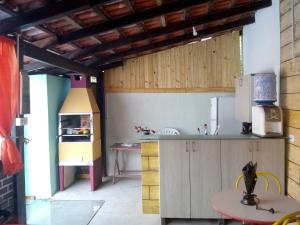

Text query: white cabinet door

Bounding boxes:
[253,139,285,192]
[221,140,254,190]
[159,140,190,218]
[190,140,221,218]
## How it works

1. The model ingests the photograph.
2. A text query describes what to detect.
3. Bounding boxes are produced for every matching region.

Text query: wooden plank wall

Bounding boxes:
[280,0,300,200]
[104,32,240,93]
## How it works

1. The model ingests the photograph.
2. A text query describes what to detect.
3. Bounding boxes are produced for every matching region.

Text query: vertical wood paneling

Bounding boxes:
[281,0,300,200]
[104,32,240,92]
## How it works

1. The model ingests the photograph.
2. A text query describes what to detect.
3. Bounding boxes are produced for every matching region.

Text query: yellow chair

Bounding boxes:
[273,211,300,225]
[235,171,282,194]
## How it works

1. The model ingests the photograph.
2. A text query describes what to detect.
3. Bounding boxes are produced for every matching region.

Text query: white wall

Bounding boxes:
[243,0,280,101]
[105,92,233,175]
[25,76,50,198]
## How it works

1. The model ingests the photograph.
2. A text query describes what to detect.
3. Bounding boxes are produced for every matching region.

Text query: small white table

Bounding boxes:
[211,190,300,224]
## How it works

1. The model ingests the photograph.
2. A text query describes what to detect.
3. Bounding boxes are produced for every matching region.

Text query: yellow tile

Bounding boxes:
[142,186,150,200]
[149,157,159,170]
[141,157,149,171]
[142,171,159,185]
[150,186,160,200]
[142,200,160,214]
[141,142,158,156]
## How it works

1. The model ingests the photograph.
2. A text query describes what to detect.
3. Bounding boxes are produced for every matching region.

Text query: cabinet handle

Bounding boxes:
[192,141,196,152]
[256,141,259,152]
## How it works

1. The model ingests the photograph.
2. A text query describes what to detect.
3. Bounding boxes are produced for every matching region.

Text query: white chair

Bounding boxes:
[160,127,180,135]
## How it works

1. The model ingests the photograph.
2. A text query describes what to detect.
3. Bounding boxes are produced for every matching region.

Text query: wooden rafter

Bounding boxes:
[57,0,211,44]
[92,16,255,65]
[0,4,57,39]
[0,0,273,75]
[0,0,113,34]
[72,0,271,60]
[22,41,99,75]
[97,60,123,70]
[156,0,167,27]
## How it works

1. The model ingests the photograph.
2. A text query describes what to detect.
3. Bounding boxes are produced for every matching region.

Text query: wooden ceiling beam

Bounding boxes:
[93,5,120,52]
[92,16,255,66]
[22,40,99,75]
[24,61,48,72]
[123,0,149,43]
[96,60,123,70]
[57,0,211,44]
[28,59,122,74]
[0,4,57,39]
[62,16,102,48]
[123,0,135,12]
[73,0,271,60]
[27,67,68,76]
[156,0,167,27]
[0,0,113,34]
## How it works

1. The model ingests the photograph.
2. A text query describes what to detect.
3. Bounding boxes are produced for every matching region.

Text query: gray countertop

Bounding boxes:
[139,134,285,140]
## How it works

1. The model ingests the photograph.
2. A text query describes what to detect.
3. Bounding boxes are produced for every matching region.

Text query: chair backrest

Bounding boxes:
[160,128,180,135]
[235,171,282,194]
[273,211,300,225]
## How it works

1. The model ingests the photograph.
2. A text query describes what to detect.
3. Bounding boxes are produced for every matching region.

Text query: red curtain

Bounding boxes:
[0,36,23,175]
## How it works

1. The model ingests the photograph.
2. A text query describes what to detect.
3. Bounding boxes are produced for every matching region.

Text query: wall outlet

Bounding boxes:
[288,134,295,144]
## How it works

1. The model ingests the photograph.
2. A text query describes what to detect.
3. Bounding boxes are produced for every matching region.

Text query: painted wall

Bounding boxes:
[105,92,234,175]
[25,75,70,199]
[25,76,49,198]
[47,76,70,195]
[242,0,280,100]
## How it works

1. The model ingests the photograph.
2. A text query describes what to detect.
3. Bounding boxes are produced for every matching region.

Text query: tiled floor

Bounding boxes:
[29,177,240,225]
[26,200,104,225]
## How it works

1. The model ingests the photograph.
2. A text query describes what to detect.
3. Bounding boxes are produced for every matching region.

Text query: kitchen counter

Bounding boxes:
[139,134,285,140]
[140,135,285,216]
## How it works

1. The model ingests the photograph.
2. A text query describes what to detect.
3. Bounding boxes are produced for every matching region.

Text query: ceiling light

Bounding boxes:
[192,26,198,37]
[201,37,212,42]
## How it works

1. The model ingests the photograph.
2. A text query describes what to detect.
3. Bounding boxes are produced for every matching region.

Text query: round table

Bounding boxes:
[211,190,300,224]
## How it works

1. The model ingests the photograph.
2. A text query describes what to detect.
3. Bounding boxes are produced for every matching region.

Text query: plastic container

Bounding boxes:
[253,73,276,105]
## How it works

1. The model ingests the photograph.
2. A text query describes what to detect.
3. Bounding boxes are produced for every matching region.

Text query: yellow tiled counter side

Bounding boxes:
[141,142,160,214]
